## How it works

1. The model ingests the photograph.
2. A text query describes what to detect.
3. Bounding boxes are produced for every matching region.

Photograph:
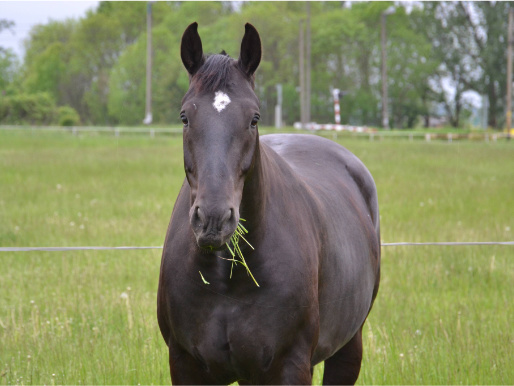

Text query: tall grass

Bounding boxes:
[0,129,512,384]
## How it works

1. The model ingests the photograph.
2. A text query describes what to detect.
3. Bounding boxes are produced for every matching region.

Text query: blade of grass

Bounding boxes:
[199,271,210,285]
[223,219,259,287]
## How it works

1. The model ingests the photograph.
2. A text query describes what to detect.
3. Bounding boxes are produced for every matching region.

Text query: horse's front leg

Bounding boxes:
[279,359,313,385]
[168,343,218,385]
[262,351,313,385]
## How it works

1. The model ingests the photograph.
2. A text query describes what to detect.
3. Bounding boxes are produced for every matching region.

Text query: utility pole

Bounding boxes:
[143,1,153,125]
[380,12,389,129]
[305,2,311,124]
[506,8,513,139]
[299,19,306,129]
[381,6,395,129]
[275,84,282,129]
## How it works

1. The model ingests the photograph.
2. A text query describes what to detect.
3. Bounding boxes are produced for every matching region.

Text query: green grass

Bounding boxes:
[0,129,513,384]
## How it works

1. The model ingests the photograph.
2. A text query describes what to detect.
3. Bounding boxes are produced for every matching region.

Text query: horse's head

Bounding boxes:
[180,22,262,250]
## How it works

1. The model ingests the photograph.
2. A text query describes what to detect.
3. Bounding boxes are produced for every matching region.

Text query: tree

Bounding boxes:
[311,5,376,125]
[0,19,18,95]
[22,20,76,104]
[416,1,514,129]
[15,1,510,129]
[0,49,18,95]
[463,1,514,128]
[387,6,438,128]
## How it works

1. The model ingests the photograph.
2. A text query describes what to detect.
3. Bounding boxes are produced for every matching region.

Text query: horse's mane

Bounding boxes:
[192,52,234,92]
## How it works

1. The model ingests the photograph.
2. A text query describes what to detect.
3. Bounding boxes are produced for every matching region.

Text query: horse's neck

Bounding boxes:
[240,141,265,225]
[240,140,289,237]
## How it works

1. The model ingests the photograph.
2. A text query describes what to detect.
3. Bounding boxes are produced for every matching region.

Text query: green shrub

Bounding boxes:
[0,93,81,126]
[56,105,81,126]
[0,92,55,125]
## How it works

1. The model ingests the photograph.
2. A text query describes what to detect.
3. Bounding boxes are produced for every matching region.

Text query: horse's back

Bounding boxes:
[261,133,379,230]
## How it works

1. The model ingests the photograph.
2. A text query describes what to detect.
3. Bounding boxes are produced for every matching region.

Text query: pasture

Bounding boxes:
[0,128,512,385]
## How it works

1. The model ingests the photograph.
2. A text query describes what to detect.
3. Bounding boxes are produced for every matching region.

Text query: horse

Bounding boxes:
[157,22,381,385]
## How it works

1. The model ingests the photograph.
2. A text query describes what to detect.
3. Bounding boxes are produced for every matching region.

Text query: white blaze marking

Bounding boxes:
[213,91,231,112]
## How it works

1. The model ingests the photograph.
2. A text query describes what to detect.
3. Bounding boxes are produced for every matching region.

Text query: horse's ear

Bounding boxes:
[238,23,261,77]
[181,22,204,76]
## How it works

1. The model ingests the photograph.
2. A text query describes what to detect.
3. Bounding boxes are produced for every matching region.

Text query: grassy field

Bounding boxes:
[0,128,513,385]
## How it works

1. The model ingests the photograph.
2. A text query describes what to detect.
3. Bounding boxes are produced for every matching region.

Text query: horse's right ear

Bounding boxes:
[181,22,204,76]
[238,23,261,77]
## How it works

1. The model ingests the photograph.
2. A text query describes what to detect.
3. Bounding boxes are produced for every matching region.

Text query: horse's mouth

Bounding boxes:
[195,231,232,251]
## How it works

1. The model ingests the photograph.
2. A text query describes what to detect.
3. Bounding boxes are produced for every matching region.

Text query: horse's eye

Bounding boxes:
[180,113,188,126]
[250,115,260,128]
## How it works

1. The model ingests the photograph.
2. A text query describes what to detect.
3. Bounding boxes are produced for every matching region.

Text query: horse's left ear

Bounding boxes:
[238,23,261,77]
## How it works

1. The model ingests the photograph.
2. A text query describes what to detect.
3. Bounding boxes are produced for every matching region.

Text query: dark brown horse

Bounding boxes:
[157,22,380,385]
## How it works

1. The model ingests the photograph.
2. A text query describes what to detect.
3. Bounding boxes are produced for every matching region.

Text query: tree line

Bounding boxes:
[0,1,513,129]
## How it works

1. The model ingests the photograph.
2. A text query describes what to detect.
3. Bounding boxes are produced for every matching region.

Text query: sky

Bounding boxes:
[0,1,100,59]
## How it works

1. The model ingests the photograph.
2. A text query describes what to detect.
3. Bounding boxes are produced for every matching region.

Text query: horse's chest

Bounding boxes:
[179,304,278,375]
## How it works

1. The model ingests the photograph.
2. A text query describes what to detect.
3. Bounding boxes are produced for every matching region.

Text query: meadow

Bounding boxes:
[0,128,513,385]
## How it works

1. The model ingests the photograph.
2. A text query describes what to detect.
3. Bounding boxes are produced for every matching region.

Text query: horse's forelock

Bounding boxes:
[192,54,234,93]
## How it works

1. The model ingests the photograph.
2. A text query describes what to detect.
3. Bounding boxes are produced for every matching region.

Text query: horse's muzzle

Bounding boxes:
[190,206,237,249]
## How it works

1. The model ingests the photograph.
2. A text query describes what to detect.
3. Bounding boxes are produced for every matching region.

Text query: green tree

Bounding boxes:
[22,20,76,104]
[237,2,305,125]
[0,49,18,95]
[108,39,146,125]
[416,2,514,128]
[17,0,508,129]
[461,1,514,128]
[0,19,18,95]
[387,6,438,128]
[312,4,378,125]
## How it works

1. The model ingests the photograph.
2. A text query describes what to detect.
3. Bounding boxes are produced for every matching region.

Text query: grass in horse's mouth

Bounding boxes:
[199,219,259,287]
[224,219,259,287]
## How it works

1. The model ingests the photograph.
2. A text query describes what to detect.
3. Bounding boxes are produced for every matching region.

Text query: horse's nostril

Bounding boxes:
[196,207,206,223]
[191,206,205,230]
[221,208,236,225]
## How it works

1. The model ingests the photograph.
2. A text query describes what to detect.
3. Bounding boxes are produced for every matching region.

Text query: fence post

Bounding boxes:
[425,133,431,142]
[115,128,120,138]
[369,133,374,141]
[150,129,155,139]
[409,133,413,142]
[447,133,452,143]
